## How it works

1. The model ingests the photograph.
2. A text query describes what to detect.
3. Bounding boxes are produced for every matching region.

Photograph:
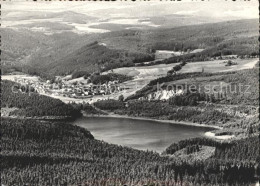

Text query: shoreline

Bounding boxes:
[82,112,223,130]
[1,115,75,121]
[205,131,235,140]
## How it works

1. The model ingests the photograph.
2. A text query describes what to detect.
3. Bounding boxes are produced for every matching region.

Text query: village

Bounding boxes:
[12,76,124,99]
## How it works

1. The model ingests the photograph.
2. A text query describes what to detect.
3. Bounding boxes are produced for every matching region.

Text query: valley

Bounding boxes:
[1,2,259,185]
[3,57,257,104]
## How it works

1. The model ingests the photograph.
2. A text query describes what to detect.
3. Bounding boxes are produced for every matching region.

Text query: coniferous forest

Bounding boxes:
[1,118,259,185]
[1,5,259,186]
[1,80,81,118]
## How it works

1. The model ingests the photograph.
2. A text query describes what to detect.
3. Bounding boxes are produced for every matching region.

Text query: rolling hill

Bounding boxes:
[2,19,258,79]
[45,41,154,77]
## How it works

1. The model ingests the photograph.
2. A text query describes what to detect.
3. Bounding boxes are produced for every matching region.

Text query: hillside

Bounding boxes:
[1,80,81,119]
[99,19,258,53]
[127,66,259,106]
[2,19,258,79]
[2,118,259,185]
[1,27,91,76]
[45,41,154,78]
[41,19,259,79]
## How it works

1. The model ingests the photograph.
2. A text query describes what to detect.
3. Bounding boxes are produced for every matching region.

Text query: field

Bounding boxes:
[105,58,258,80]
[4,58,257,104]
[180,58,258,73]
[103,58,258,100]
[1,74,41,82]
[105,62,181,77]
[3,57,257,105]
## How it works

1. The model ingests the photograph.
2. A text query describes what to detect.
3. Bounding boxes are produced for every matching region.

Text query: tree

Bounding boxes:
[225,60,233,66]
[118,95,124,102]
[246,125,254,137]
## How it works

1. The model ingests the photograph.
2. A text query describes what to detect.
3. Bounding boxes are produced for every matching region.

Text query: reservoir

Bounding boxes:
[74,116,212,153]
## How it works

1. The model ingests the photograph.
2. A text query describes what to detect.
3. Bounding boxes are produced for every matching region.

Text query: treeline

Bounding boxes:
[164,137,230,155]
[93,98,237,126]
[71,71,91,79]
[152,34,258,65]
[144,19,259,66]
[1,80,81,118]
[184,145,200,155]
[2,118,259,185]
[127,71,236,101]
[110,100,233,125]
[164,136,260,162]
[128,67,259,106]
[90,73,132,85]
[214,137,260,162]
[222,68,259,105]
[168,92,212,106]
[126,72,204,101]
[25,42,154,80]
[69,102,106,115]
[148,71,235,87]
[1,118,94,141]
[94,99,125,111]
[69,72,132,85]
[167,61,186,75]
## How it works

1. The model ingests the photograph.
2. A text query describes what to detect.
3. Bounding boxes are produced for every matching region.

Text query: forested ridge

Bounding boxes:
[126,71,237,101]
[127,67,259,106]
[165,137,260,162]
[1,118,259,185]
[21,42,154,79]
[69,102,107,115]
[90,73,132,85]
[94,99,125,111]
[3,19,258,79]
[1,80,81,118]
[94,99,258,128]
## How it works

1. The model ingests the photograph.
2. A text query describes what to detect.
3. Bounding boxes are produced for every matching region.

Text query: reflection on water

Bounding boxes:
[73,117,211,153]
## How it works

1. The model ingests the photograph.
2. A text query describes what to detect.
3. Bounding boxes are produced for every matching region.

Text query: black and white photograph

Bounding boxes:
[1,0,259,185]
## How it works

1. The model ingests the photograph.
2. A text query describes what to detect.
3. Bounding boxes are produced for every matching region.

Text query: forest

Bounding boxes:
[90,73,132,85]
[69,102,106,115]
[93,98,258,135]
[22,42,154,80]
[164,136,260,163]
[2,118,259,185]
[2,19,258,80]
[127,67,259,106]
[2,17,259,185]
[126,71,236,101]
[1,80,81,118]
[110,100,236,126]
[94,99,125,111]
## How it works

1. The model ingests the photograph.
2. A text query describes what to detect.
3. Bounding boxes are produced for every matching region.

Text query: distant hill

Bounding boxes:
[2,19,258,79]
[99,19,258,53]
[52,19,258,78]
[4,10,97,24]
[1,27,96,76]
[33,41,154,78]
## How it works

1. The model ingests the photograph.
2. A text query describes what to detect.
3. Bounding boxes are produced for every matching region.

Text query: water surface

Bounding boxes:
[74,117,212,153]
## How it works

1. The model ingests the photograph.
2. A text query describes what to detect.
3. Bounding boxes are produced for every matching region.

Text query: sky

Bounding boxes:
[2,0,258,20]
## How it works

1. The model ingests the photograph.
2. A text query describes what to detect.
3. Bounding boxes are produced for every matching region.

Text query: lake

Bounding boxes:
[73,116,212,153]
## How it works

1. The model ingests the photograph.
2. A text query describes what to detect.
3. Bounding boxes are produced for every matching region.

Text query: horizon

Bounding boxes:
[2,0,258,34]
